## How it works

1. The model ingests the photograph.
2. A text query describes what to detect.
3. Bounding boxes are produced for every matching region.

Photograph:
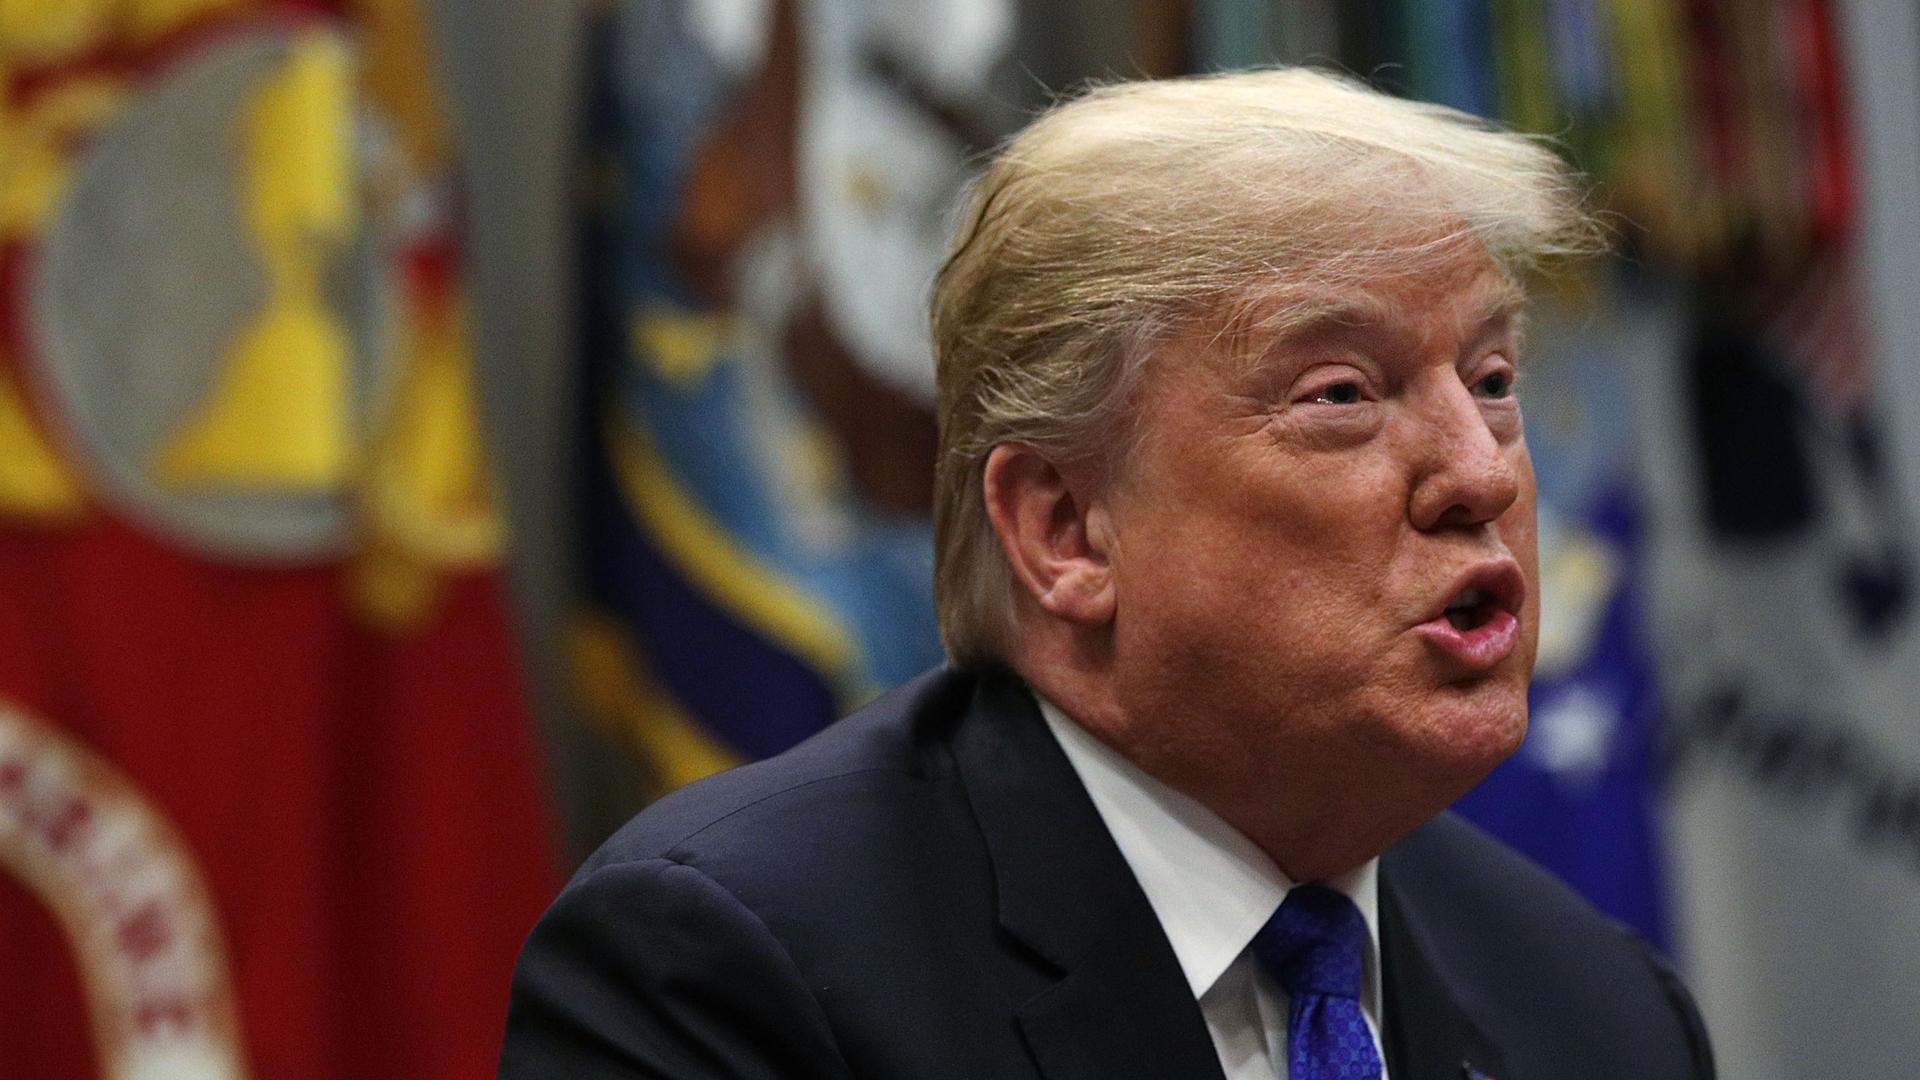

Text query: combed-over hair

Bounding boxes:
[930,67,1605,667]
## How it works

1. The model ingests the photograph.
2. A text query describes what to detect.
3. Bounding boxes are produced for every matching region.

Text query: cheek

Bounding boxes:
[1108,435,1419,706]
[1130,472,1397,637]
[1113,501,1398,727]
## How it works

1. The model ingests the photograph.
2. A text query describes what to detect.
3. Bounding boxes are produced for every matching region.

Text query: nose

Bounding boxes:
[1406,378,1522,532]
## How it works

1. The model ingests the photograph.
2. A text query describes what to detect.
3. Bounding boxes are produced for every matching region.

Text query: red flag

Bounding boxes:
[0,2,559,1077]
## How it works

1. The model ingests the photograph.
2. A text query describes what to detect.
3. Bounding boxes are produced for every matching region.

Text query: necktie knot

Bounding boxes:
[1252,883,1367,1000]
[1250,884,1382,1080]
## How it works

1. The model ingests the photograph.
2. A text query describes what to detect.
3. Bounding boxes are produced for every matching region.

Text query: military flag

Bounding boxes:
[574,0,1011,791]
[0,2,558,1077]
[1641,1,1920,1073]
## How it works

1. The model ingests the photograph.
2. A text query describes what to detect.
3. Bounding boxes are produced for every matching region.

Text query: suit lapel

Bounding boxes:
[949,669,1507,1080]
[1379,867,1508,1080]
[950,671,1225,1080]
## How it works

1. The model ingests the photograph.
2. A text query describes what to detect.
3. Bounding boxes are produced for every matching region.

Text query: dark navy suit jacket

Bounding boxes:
[499,666,1715,1080]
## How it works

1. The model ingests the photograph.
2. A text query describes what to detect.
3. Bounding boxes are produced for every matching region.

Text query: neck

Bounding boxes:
[1010,622,1422,883]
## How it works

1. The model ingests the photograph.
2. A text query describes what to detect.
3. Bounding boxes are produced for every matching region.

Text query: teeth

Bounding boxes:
[1446,587,1488,612]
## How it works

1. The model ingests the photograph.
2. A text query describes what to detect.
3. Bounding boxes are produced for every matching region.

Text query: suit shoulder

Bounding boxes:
[1384,811,1655,974]
[1387,811,1617,928]
[502,856,853,1078]
[579,666,977,873]
[1385,812,1714,1078]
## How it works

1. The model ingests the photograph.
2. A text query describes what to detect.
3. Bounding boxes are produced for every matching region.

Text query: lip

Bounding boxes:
[1413,559,1527,671]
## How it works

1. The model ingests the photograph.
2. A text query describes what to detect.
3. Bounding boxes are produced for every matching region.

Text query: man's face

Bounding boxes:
[1093,256,1537,871]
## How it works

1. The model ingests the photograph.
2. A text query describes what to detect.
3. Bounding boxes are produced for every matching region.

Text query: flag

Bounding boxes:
[1639,249,1920,1078]
[0,2,558,1077]
[1620,2,1920,1073]
[574,0,1011,793]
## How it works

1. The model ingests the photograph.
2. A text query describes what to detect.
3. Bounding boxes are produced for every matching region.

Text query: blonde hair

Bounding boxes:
[930,67,1604,667]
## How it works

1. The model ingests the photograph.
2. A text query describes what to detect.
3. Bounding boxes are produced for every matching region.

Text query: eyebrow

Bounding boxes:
[1469,284,1529,362]
[1265,279,1526,354]
[1468,282,1527,338]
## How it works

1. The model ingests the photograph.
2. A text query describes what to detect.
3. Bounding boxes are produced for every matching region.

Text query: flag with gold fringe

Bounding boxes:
[0,2,558,1077]
[574,0,1011,793]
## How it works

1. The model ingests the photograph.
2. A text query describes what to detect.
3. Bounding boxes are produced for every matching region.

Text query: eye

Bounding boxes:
[1473,370,1512,399]
[1314,381,1362,405]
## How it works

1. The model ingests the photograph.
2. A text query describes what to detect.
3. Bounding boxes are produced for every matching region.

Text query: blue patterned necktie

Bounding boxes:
[1250,884,1385,1080]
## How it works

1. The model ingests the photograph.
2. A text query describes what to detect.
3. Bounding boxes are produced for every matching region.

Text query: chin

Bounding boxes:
[1391,678,1530,799]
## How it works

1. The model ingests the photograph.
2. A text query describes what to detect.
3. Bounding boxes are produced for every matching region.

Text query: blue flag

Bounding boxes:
[575,0,1005,790]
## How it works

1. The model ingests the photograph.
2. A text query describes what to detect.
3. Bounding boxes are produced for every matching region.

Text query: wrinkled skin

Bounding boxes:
[987,254,1538,881]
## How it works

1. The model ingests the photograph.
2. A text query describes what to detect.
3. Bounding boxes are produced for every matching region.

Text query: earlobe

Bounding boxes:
[982,444,1117,627]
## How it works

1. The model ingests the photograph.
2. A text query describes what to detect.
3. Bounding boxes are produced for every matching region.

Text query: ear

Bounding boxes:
[982,443,1117,627]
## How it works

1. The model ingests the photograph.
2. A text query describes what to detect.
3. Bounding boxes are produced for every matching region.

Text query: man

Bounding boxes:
[500,69,1716,1080]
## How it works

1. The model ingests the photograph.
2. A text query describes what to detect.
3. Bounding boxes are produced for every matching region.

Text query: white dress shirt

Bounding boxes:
[1037,695,1389,1080]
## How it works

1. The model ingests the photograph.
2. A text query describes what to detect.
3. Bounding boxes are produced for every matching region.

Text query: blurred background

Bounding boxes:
[1,0,1917,1077]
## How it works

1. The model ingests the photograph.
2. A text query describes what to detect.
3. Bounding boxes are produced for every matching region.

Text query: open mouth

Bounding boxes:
[1418,562,1525,669]
[1443,587,1499,632]
[1419,564,1525,669]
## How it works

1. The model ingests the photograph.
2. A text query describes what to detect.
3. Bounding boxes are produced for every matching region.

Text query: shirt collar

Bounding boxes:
[1037,694,1381,1006]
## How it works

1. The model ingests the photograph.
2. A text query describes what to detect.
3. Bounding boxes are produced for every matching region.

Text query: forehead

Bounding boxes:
[1251,263,1525,362]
